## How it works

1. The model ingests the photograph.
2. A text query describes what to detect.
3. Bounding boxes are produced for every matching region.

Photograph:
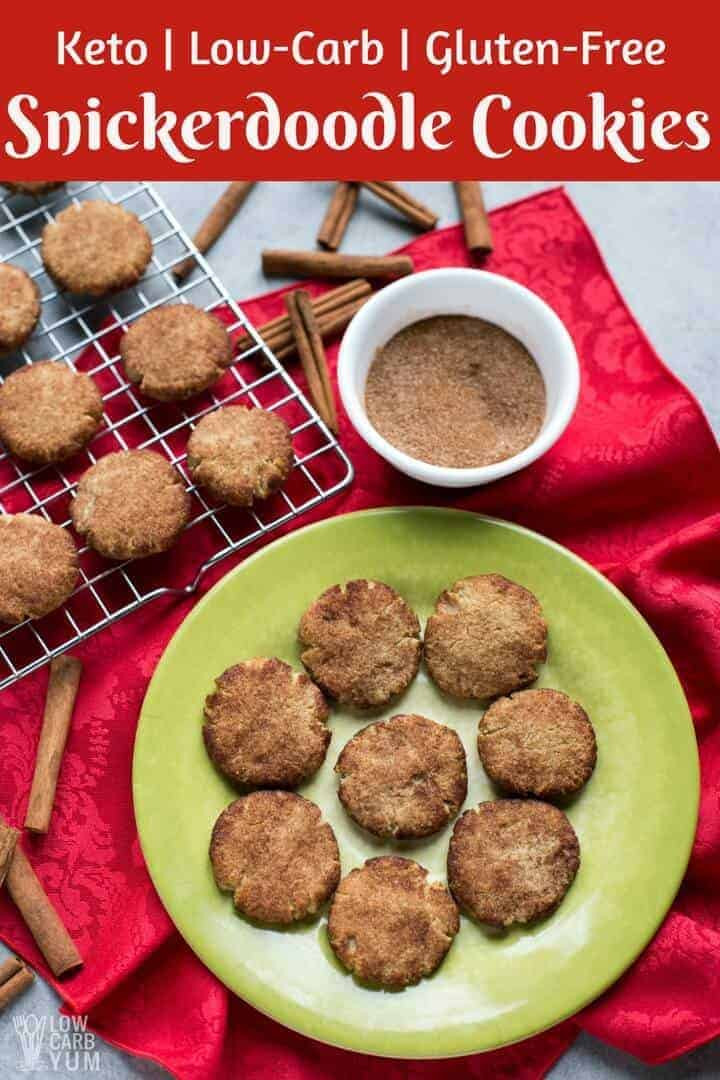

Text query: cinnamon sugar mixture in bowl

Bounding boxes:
[364,315,546,469]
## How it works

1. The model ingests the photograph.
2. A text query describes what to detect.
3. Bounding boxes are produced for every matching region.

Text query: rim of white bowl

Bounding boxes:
[337,268,580,488]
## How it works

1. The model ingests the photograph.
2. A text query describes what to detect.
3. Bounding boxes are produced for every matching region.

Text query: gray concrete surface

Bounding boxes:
[0,181,717,1079]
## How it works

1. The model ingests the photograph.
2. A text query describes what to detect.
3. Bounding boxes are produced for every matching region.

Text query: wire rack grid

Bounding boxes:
[0,181,353,691]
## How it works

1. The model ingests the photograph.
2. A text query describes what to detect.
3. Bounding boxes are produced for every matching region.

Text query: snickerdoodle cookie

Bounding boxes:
[447,799,580,927]
[186,406,293,507]
[328,856,459,988]
[478,689,597,799]
[299,580,422,710]
[336,714,467,838]
[203,657,331,788]
[0,362,103,464]
[0,264,40,353]
[210,791,341,924]
[120,305,233,401]
[1,182,64,196]
[425,574,547,700]
[0,513,77,624]
[70,449,190,559]
[41,201,152,296]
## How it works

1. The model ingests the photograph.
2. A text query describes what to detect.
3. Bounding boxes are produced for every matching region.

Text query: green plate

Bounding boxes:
[133,508,698,1058]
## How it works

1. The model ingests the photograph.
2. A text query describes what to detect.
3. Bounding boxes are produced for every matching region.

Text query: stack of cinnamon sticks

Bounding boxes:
[0,655,84,1010]
[285,290,338,434]
[237,279,372,362]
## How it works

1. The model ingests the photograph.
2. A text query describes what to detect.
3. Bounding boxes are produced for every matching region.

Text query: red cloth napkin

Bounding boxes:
[1,187,719,1079]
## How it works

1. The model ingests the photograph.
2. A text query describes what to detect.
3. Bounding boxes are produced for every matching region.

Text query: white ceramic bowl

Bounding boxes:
[337,268,580,488]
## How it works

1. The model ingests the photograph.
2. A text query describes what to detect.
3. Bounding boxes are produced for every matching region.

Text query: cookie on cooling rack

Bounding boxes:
[1,182,64,197]
[70,449,190,560]
[0,362,103,464]
[120,305,233,401]
[335,713,467,838]
[0,264,40,353]
[328,856,459,988]
[478,689,597,800]
[447,799,580,927]
[41,201,152,296]
[298,579,422,710]
[425,574,547,700]
[203,657,331,788]
[0,513,78,624]
[186,405,293,507]
[210,791,341,924]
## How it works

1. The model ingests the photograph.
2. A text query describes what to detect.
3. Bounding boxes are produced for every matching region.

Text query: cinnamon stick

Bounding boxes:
[454,182,493,255]
[362,181,438,231]
[237,280,371,357]
[0,824,18,887]
[173,182,256,281]
[263,249,413,281]
[25,655,82,834]
[0,963,33,1010]
[285,291,338,433]
[274,295,368,362]
[4,835,82,977]
[317,182,358,250]
[0,956,23,985]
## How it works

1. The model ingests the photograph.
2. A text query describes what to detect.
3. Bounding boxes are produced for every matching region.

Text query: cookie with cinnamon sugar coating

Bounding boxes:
[203,657,331,788]
[210,791,341,924]
[328,856,459,988]
[70,449,190,559]
[447,799,580,927]
[335,713,467,837]
[425,574,547,700]
[299,579,422,709]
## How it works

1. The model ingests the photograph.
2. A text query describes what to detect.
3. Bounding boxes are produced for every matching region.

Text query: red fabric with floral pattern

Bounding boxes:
[1,188,718,1078]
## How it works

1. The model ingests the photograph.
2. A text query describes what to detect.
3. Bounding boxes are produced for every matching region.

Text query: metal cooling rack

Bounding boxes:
[0,181,353,691]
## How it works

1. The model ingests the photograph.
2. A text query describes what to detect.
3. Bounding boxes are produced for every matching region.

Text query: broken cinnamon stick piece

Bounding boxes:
[5,837,82,977]
[454,182,493,255]
[25,655,82,835]
[362,182,438,231]
[0,824,18,887]
[317,182,358,250]
[173,182,256,281]
[0,964,33,1010]
[285,291,338,433]
[263,250,413,281]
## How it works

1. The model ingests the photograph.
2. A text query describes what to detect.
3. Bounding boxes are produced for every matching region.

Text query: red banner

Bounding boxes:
[0,2,717,178]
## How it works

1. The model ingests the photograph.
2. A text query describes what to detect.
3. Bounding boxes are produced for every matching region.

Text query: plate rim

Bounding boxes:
[133,506,700,1058]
